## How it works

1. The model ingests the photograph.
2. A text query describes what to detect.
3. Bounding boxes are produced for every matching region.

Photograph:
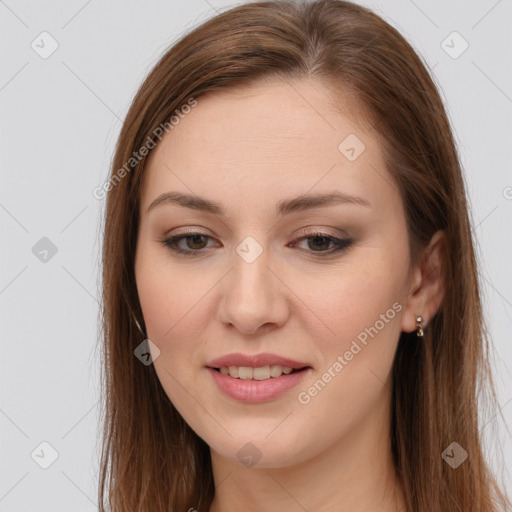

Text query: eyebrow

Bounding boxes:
[147,190,371,216]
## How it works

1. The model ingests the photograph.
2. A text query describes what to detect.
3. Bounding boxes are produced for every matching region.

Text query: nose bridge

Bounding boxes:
[231,235,274,307]
[218,235,288,332]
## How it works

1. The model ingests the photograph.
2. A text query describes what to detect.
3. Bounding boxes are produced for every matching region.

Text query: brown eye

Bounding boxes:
[307,235,332,251]
[183,234,209,250]
[161,232,215,255]
[292,232,353,254]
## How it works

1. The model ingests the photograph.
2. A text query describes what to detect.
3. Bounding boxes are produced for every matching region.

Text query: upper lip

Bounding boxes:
[206,352,311,370]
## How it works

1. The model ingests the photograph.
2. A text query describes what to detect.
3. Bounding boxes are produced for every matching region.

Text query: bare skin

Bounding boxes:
[134,77,445,512]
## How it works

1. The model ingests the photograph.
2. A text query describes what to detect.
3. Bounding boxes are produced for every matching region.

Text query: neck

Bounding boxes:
[208,387,406,512]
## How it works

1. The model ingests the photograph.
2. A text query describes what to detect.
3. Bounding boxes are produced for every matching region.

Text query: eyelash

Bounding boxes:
[160,230,353,257]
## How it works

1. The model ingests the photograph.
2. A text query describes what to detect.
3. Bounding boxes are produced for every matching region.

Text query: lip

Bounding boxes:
[207,367,312,403]
[206,352,311,370]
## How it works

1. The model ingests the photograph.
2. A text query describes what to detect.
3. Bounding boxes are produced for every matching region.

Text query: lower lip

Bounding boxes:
[207,367,311,403]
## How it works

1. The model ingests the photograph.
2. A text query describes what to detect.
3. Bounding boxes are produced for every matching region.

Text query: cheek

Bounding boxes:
[293,258,406,446]
[303,251,407,350]
[300,251,408,420]
[135,246,209,341]
[135,254,207,407]
[135,246,222,411]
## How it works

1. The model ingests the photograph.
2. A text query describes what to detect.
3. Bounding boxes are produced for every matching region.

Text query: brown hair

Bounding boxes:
[98,1,511,510]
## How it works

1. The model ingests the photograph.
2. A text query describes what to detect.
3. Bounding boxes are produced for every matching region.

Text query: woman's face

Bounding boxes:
[135,78,420,468]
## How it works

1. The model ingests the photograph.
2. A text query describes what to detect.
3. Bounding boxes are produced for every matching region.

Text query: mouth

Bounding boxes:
[206,352,312,375]
[206,364,313,403]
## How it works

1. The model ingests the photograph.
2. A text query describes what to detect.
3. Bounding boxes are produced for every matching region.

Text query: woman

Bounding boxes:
[98,1,511,510]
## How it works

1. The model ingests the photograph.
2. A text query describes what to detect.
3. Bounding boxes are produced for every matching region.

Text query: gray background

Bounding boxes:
[1,0,511,510]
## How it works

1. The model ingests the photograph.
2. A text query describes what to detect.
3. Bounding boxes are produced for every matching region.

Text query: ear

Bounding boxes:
[401,230,446,334]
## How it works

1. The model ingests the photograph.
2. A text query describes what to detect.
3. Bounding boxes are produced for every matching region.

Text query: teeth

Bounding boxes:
[253,366,270,380]
[238,366,253,380]
[270,365,284,378]
[218,365,296,380]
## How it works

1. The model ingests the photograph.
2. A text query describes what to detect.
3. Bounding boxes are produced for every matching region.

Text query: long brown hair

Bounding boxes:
[98,1,511,510]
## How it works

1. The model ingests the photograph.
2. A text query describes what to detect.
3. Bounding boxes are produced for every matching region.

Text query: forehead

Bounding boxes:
[140,77,397,215]
[155,77,373,159]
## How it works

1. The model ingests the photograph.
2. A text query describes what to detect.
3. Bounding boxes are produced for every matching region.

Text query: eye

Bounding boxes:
[160,231,216,256]
[290,231,353,254]
[160,230,353,257]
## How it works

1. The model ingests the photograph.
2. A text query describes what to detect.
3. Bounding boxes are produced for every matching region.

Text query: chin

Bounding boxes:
[206,429,314,469]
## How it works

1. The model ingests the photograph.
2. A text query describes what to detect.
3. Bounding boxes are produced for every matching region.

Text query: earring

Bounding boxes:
[415,315,424,337]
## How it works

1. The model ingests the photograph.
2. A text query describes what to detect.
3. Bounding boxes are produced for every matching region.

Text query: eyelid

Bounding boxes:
[165,226,347,240]
[296,225,349,239]
[166,226,213,236]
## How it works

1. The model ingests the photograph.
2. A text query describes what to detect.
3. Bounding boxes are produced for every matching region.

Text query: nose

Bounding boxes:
[217,245,290,335]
